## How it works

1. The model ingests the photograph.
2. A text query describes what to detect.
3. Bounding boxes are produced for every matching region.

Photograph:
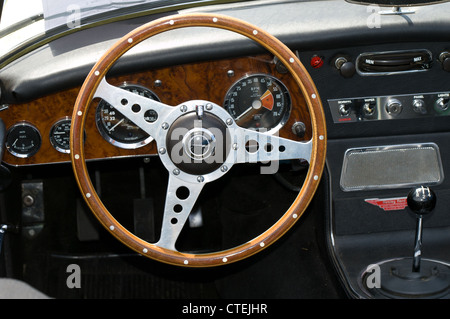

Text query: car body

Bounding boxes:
[0,0,450,301]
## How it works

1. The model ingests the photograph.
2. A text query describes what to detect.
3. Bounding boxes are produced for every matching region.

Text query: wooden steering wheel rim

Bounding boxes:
[70,13,327,267]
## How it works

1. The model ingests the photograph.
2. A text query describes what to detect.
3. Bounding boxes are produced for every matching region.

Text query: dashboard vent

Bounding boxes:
[356,50,432,75]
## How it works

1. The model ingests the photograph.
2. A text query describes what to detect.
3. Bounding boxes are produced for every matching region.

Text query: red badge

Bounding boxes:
[365,197,408,211]
[310,56,324,69]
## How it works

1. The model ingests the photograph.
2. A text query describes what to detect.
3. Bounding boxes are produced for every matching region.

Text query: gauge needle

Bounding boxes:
[108,118,124,132]
[234,107,253,121]
[12,138,18,147]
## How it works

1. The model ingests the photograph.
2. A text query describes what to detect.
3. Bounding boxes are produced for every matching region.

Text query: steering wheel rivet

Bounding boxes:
[319,135,324,140]
[226,118,233,125]
[180,105,187,112]
[314,175,319,180]
[232,143,238,150]
[86,193,91,198]
[169,20,174,25]
[184,260,189,265]
[312,93,317,99]
[222,257,228,263]
[253,30,258,35]
[220,165,228,172]
[127,38,133,43]
[293,214,298,219]
[143,248,148,253]
[289,58,295,63]
[260,242,265,247]
[213,17,218,23]
[109,225,114,231]
[206,103,213,110]
[94,70,100,76]
[77,111,82,116]
[162,122,169,130]
[173,169,180,175]
[74,154,80,160]
[197,176,204,183]
[159,147,166,155]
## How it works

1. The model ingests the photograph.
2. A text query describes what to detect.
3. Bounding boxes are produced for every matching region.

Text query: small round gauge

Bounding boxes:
[49,118,71,153]
[96,84,159,149]
[6,122,42,158]
[224,74,291,133]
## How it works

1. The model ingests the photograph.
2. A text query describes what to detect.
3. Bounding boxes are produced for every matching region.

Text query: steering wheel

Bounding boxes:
[70,13,327,267]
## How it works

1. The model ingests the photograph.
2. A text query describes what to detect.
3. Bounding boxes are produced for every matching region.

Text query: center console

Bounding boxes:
[301,42,450,298]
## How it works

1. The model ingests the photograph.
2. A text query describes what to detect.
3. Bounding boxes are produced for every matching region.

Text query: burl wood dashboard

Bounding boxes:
[2,54,311,166]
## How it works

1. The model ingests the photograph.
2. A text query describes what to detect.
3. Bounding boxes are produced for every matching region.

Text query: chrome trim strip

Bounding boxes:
[340,142,444,192]
[355,49,432,77]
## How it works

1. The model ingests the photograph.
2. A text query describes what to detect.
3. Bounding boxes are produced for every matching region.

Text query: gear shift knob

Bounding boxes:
[407,186,436,216]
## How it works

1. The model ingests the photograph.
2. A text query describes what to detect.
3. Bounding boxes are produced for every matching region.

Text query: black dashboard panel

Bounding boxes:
[298,42,450,139]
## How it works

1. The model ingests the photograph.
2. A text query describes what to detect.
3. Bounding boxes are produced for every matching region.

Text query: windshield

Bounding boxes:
[0,0,243,62]
[1,0,221,32]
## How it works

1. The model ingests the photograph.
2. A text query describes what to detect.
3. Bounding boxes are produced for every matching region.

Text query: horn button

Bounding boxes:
[166,112,230,175]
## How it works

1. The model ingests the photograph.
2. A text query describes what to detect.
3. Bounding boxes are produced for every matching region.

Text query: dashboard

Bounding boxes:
[1,54,310,166]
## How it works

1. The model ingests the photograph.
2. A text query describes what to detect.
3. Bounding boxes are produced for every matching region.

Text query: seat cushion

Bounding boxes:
[0,278,50,299]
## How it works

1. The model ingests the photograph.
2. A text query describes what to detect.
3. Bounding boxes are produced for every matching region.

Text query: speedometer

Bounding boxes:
[95,84,159,149]
[224,74,291,133]
[50,118,71,153]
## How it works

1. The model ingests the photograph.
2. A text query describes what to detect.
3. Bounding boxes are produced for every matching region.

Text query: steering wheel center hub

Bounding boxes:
[166,111,230,175]
[183,128,216,161]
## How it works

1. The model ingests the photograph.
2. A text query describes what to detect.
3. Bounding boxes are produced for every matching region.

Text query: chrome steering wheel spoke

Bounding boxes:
[230,126,313,165]
[94,77,174,139]
[155,174,205,251]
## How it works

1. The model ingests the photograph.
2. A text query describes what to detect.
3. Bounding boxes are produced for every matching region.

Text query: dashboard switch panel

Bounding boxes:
[328,92,450,123]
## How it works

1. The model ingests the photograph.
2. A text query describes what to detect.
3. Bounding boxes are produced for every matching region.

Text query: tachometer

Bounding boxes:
[96,84,159,149]
[224,74,291,133]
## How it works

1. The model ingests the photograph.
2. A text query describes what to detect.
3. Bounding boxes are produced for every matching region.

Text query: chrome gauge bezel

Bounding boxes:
[95,83,158,149]
[5,121,42,158]
[49,117,72,154]
[223,73,291,135]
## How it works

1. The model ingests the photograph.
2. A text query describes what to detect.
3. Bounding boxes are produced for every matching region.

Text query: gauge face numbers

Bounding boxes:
[6,122,42,158]
[96,84,158,149]
[50,118,71,153]
[224,74,291,133]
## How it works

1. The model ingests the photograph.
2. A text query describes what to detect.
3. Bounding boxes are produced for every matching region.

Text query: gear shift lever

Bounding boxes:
[364,186,450,298]
[407,186,436,273]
